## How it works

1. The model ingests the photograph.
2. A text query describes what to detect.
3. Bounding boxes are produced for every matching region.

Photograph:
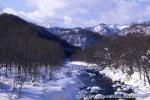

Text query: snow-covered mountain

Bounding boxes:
[48,21,150,48]
[48,27,102,48]
[86,22,150,36]
[48,24,129,48]
[86,23,129,36]
[118,21,150,36]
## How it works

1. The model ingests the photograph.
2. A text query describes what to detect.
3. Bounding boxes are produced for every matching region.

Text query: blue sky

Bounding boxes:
[0,0,35,12]
[0,0,150,27]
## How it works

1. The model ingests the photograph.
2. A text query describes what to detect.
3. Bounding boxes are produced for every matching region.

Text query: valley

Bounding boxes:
[0,13,149,100]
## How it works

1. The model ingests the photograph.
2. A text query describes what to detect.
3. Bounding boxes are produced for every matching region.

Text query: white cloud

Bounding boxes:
[99,0,150,24]
[1,0,150,27]
[64,16,73,25]
[27,0,66,16]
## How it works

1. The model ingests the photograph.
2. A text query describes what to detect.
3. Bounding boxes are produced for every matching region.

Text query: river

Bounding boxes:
[0,61,135,100]
[44,61,134,100]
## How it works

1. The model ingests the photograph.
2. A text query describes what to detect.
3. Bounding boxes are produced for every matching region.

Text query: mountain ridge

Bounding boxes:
[0,13,79,58]
[48,27,102,48]
[49,21,150,37]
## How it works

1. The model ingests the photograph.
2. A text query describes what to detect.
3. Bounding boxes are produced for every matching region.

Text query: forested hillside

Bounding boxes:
[73,33,150,84]
[0,13,68,80]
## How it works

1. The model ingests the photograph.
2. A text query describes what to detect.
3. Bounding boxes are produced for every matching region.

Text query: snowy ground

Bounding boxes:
[0,61,102,100]
[0,62,84,100]
[100,67,150,100]
[70,61,150,100]
[0,61,149,100]
[0,77,81,100]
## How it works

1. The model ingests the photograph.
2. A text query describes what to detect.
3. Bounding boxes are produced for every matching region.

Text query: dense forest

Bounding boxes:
[73,33,150,84]
[0,13,71,88]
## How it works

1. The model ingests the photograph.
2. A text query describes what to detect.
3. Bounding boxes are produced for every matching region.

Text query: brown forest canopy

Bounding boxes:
[0,13,67,66]
[73,34,150,67]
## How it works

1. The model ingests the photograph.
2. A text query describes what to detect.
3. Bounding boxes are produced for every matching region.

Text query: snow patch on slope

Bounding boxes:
[87,24,130,36]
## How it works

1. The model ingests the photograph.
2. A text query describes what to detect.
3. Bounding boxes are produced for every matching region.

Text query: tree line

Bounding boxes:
[0,13,66,82]
[73,33,150,85]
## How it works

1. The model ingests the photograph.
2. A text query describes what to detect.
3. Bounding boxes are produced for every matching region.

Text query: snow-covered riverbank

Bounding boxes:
[0,61,149,100]
[0,62,82,100]
[100,67,150,100]
[69,61,150,100]
[0,61,106,100]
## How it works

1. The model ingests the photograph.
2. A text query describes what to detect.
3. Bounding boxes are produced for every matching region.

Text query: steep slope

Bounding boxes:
[0,13,77,65]
[48,27,72,35]
[48,27,102,48]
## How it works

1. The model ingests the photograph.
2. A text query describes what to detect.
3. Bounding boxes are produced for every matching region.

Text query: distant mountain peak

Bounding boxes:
[48,20,150,48]
[86,23,122,36]
[85,21,150,36]
[119,21,150,36]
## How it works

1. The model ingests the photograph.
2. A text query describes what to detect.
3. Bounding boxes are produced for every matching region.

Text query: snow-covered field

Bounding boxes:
[0,77,81,100]
[0,61,149,100]
[0,62,84,100]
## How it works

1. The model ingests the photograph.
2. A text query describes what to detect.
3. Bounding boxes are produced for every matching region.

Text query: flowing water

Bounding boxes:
[49,61,119,100]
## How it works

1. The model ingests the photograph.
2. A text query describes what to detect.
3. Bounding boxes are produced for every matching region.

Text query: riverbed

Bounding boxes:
[0,61,135,100]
